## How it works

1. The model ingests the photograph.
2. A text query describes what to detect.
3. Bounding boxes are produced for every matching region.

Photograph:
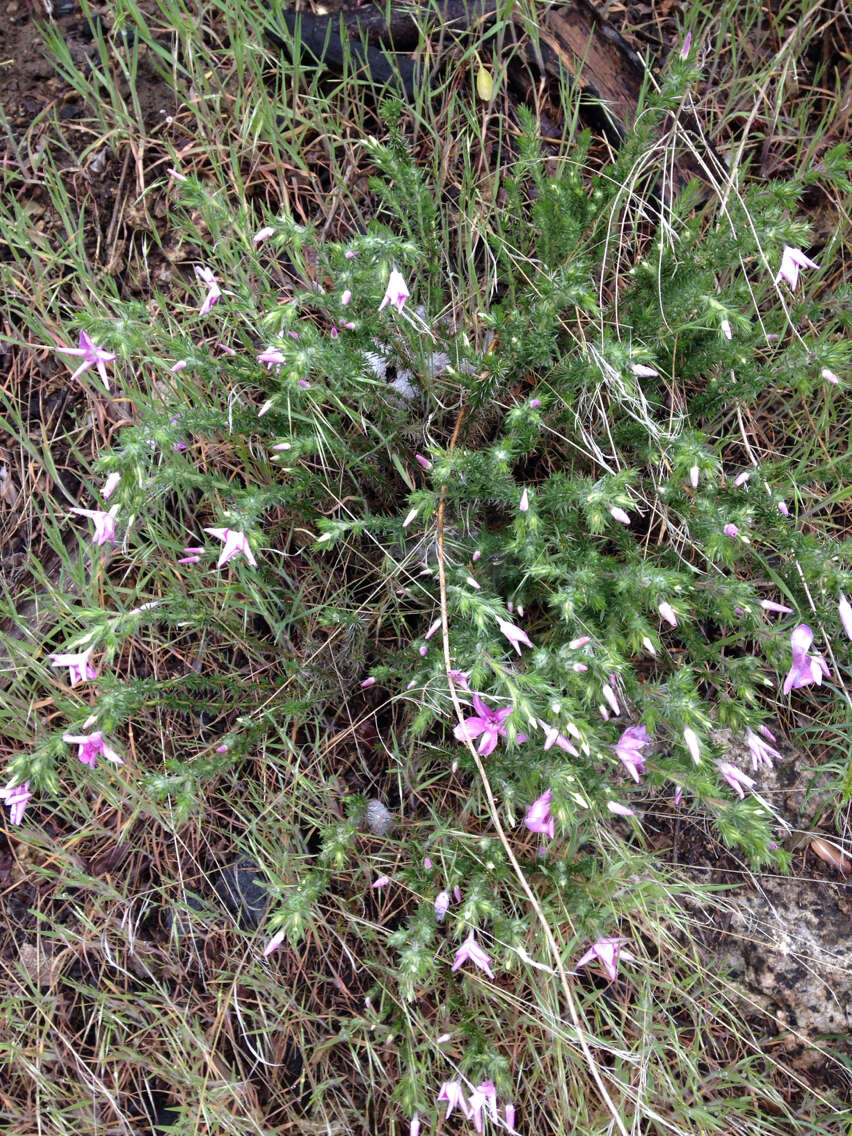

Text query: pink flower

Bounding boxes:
[414,453,432,470]
[658,601,678,627]
[775,246,819,291]
[434,890,450,922]
[524,789,555,839]
[0,781,32,825]
[169,359,187,373]
[371,876,390,889]
[733,470,750,487]
[451,930,495,979]
[607,800,635,816]
[70,504,119,546]
[723,523,738,538]
[341,289,352,306]
[679,30,692,58]
[609,506,630,525]
[263,929,285,957]
[101,472,121,500]
[761,599,793,614]
[717,761,755,799]
[778,501,790,517]
[782,624,829,694]
[257,347,286,371]
[402,508,418,528]
[683,726,701,764]
[57,331,117,390]
[447,669,471,692]
[616,724,650,782]
[506,1103,517,1131]
[497,618,533,654]
[409,1114,421,1136]
[631,362,658,377]
[745,728,781,770]
[49,647,97,687]
[378,267,410,314]
[576,936,636,983]
[468,1082,499,1134]
[529,397,542,408]
[437,1081,471,1121]
[519,487,529,512]
[822,368,840,385]
[453,694,526,756]
[602,681,620,717]
[178,545,204,565]
[204,527,257,568]
[839,593,852,639]
[254,225,274,243]
[62,729,124,768]
[195,265,221,314]
[360,676,376,689]
[539,720,579,756]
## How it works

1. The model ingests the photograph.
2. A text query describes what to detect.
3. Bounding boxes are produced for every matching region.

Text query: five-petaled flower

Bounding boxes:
[49,646,97,687]
[195,265,221,314]
[745,728,781,770]
[204,527,258,568]
[615,724,650,782]
[57,331,117,391]
[576,936,636,983]
[453,693,526,756]
[437,1081,471,1121]
[70,504,119,546]
[0,781,31,825]
[524,789,555,839]
[62,729,124,768]
[782,624,829,694]
[775,246,819,291]
[378,267,410,314]
[451,929,495,978]
[717,761,755,799]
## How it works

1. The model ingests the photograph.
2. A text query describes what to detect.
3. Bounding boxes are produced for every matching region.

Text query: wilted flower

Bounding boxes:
[524,789,555,839]
[468,1082,499,1134]
[497,618,533,654]
[775,245,819,291]
[0,781,31,825]
[782,624,829,694]
[49,646,97,687]
[70,504,119,546]
[576,936,636,983]
[717,761,755,799]
[378,267,410,313]
[451,930,495,978]
[615,724,650,782]
[57,331,117,390]
[745,728,782,770]
[453,693,526,756]
[195,265,221,315]
[437,1081,471,1121]
[204,527,257,568]
[62,729,124,768]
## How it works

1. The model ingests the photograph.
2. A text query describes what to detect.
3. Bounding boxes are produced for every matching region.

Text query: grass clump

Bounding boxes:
[0,0,850,1132]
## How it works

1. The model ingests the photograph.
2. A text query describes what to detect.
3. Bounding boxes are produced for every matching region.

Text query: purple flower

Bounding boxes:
[70,504,119,546]
[683,726,701,764]
[775,246,819,291]
[451,930,495,979]
[524,789,555,839]
[782,624,829,694]
[62,729,124,768]
[609,506,630,525]
[745,728,781,770]
[378,267,410,314]
[453,694,526,756]
[506,1103,516,1131]
[204,527,258,568]
[101,472,121,500]
[437,1081,471,1121]
[447,669,471,692]
[49,647,97,687]
[839,593,852,640]
[57,331,117,391]
[497,618,533,654]
[468,1082,499,1134]
[0,781,31,825]
[195,265,221,315]
[371,875,390,889]
[434,890,450,922]
[257,347,286,371]
[679,30,692,58]
[414,453,432,470]
[576,936,636,983]
[723,523,739,538]
[616,725,650,782]
[717,761,755,799]
[529,397,542,408]
[658,601,678,627]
